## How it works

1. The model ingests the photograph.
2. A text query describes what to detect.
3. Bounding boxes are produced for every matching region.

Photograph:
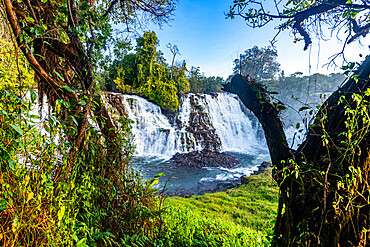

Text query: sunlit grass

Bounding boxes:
[160,168,278,246]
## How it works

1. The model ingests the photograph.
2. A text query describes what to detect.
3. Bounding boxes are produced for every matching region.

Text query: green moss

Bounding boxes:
[158,168,279,246]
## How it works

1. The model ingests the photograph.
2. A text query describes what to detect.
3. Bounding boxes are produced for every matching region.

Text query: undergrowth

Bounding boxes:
[0,87,162,246]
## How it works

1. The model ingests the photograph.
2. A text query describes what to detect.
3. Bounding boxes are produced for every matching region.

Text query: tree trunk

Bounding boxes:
[223,57,370,246]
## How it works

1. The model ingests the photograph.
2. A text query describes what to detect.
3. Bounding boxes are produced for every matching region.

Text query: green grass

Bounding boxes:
[158,168,279,247]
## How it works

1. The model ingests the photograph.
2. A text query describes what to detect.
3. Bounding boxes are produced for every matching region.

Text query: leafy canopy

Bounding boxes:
[228,0,370,60]
[233,46,280,81]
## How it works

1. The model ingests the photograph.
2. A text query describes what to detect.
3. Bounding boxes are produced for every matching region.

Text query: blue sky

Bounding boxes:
[147,0,370,79]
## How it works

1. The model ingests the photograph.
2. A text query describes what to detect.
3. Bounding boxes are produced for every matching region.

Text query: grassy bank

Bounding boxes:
[159,168,279,246]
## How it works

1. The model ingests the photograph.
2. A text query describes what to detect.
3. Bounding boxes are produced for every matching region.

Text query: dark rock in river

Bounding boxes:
[240,161,271,184]
[240,175,249,184]
[170,149,240,169]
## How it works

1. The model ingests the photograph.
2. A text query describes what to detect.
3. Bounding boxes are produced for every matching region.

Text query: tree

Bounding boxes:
[1,0,176,244]
[104,53,138,91]
[203,76,224,93]
[187,66,223,93]
[136,31,159,87]
[188,66,206,93]
[172,60,190,95]
[226,1,370,246]
[233,46,280,82]
[167,43,180,81]
[0,8,34,90]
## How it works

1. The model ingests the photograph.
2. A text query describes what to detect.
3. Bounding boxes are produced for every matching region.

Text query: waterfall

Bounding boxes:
[191,93,260,153]
[119,93,264,158]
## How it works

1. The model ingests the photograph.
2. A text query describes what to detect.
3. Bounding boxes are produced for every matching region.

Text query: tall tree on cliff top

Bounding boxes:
[225,1,370,246]
[233,46,280,82]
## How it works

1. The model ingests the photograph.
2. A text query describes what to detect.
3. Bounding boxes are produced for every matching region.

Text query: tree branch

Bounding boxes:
[2,0,78,98]
[103,0,118,17]
[222,75,293,170]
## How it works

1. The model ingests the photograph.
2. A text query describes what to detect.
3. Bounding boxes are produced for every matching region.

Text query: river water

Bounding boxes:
[120,93,270,194]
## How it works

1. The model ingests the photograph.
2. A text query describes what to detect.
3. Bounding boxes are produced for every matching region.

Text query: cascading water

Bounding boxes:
[191,93,260,154]
[114,92,270,195]
[120,94,203,158]
[120,93,264,158]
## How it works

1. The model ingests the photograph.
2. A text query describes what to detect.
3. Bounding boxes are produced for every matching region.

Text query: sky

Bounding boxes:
[145,0,370,79]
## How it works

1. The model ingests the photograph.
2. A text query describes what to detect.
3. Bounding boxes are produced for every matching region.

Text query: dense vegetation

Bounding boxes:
[101,31,224,112]
[0,0,174,246]
[227,1,370,246]
[2,0,370,246]
[102,31,189,112]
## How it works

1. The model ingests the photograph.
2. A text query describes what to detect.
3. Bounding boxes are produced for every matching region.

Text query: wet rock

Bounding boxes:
[103,92,128,117]
[240,175,249,184]
[240,161,271,185]
[170,149,240,169]
[249,161,271,176]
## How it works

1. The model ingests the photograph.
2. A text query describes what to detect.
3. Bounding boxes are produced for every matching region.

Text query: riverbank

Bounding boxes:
[162,160,271,197]
[159,168,278,246]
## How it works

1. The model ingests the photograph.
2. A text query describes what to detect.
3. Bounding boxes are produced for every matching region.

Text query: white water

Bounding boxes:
[194,93,259,153]
[120,93,265,159]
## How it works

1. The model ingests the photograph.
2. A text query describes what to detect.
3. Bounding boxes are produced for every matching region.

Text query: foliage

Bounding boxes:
[227,0,370,53]
[1,0,177,246]
[137,60,180,112]
[172,60,190,95]
[227,1,370,245]
[158,169,278,246]
[233,46,280,82]
[188,66,224,93]
[103,31,190,112]
[0,82,164,247]
[273,89,370,245]
[0,8,34,89]
[105,54,139,91]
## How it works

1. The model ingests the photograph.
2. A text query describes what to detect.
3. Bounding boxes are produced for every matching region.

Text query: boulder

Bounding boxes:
[170,149,240,169]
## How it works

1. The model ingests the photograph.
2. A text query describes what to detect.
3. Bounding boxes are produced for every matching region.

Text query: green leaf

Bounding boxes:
[78,100,86,106]
[71,234,79,242]
[55,100,61,114]
[62,85,74,93]
[71,116,78,126]
[29,89,37,102]
[277,105,286,110]
[0,198,7,210]
[58,206,65,221]
[295,123,300,129]
[299,106,310,112]
[26,192,34,203]
[10,124,24,135]
[25,17,35,22]
[12,214,19,233]
[76,238,88,247]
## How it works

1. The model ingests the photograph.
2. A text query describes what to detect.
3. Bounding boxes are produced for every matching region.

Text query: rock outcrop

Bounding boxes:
[184,94,222,151]
[170,149,240,169]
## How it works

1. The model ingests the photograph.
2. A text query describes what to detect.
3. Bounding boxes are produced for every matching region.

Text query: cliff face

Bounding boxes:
[184,94,221,152]
[170,94,240,168]
[103,92,227,154]
[103,92,249,168]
